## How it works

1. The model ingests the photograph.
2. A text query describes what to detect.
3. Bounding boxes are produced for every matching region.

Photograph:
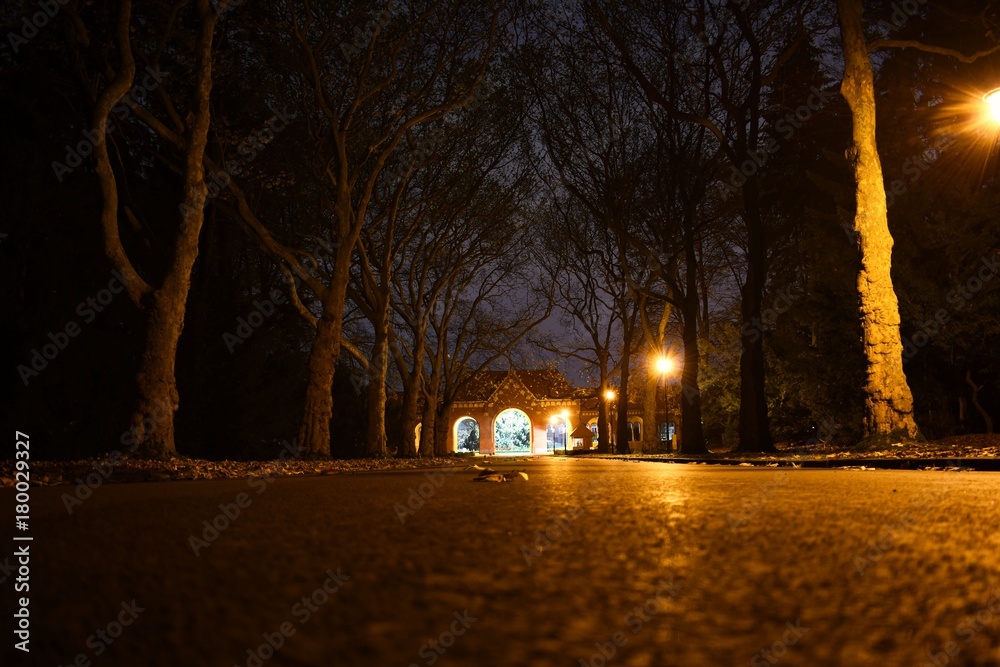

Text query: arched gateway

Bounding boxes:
[448,369,579,455]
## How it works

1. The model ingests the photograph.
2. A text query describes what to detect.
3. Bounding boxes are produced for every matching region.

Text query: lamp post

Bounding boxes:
[604,389,616,449]
[655,355,675,451]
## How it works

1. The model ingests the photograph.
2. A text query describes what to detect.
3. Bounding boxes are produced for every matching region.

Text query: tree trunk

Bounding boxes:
[642,360,658,452]
[92,0,150,306]
[679,296,707,455]
[129,281,185,458]
[838,0,920,441]
[420,372,441,456]
[736,177,775,452]
[434,400,452,457]
[298,257,352,460]
[400,367,425,458]
[615,327,634,454]
[298,310,342,458]
[128,0,218,458]
[596,391,611,453]
[366,307,391,458]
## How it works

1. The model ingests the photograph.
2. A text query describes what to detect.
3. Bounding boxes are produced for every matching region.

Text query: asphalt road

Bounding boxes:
[3,458,1000,667]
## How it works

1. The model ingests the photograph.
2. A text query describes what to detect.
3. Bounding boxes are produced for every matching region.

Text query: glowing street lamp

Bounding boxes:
[603,389,617,448]
[985,88,1000,126]
[655,354,676,450]
[655,355,675,376]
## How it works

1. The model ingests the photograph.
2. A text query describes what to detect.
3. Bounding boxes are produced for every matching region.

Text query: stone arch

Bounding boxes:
[493,408,532,454]
[453,416,480,454]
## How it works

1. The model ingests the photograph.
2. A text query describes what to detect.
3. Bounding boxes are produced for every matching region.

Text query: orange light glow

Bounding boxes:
[655,355,675,375]
[985,88,1000,125]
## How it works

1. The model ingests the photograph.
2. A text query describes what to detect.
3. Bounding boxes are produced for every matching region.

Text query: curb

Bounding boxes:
[615,456,1000,471]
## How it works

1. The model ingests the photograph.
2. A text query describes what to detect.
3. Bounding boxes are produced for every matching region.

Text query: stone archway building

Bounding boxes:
[448,368,647,455]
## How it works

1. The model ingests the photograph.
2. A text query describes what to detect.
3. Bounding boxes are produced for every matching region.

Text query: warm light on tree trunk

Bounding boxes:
[837,0,920,441]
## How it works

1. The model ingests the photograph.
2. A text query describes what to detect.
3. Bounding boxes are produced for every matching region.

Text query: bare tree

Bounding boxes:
[592,0,820,452]
[280,0,503,457]
[837,0,1000,440]
[88,0,222,457]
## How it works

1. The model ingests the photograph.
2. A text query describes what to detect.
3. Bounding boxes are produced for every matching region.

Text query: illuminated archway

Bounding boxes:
[493,408,532,454]
[453,417,480,453]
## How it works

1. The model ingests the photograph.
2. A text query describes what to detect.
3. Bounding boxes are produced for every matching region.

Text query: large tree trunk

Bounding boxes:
[838,0,920,440]
[366,306,391,458]
[298,251,353,459]
[128,0,218,458]
[434,400,452,457]
[420,372,441,456]
[679,297,707,455]
[615,326,634,454]
[596,391,611,453]
[736,178,775,452]
[298,310,342,458]
[400,365,425,458]
[677,225,708,455]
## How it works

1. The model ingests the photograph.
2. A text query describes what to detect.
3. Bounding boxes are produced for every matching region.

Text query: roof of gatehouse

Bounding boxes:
[453,367,580,403]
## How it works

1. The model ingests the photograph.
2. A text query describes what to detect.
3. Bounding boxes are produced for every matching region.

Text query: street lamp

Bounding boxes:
[604,389,616,448]
[655,354,675,450]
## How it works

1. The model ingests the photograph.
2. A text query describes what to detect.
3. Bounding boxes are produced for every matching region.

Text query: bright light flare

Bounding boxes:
[604,390,616,401]
[985,88,1000,126]
[655,355,675,376]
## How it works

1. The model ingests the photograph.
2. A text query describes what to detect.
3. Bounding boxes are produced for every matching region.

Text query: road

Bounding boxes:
[3,458,1000,667]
